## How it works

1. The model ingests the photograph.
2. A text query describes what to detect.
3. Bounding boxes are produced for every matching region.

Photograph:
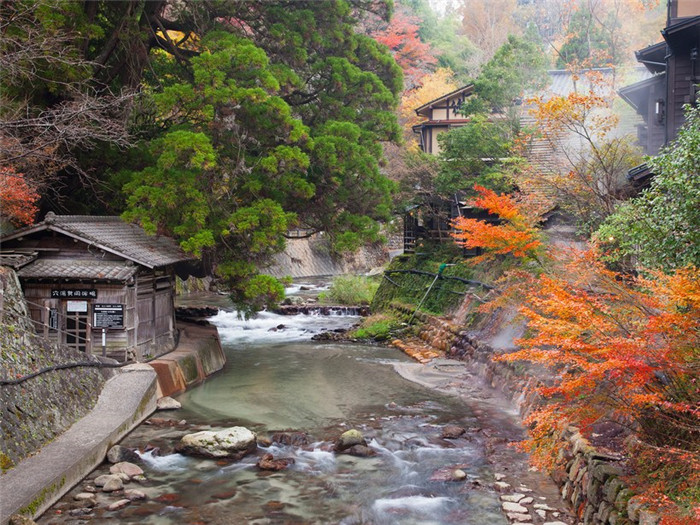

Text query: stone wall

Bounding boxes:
[391,303,659,525]
[0,267,107,470]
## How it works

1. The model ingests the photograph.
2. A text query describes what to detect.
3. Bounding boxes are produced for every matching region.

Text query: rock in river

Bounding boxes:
[175,426,257,459]
[257,453,295,471]
[334,429,366,452]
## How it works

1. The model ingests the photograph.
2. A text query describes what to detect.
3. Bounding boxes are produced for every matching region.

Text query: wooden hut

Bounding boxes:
[0,213,200,361]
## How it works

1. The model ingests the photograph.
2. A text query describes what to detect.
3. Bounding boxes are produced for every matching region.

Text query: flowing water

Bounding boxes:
[40,294,514,525]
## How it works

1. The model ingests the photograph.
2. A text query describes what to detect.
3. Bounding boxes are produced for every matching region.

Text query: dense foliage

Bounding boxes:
[450,188,699,521]
[597,104,700,271]
[0,0,402,313]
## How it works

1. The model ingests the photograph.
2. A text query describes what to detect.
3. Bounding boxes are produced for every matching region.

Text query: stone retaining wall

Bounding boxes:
[391,304,659,525]
[0,268,108,470]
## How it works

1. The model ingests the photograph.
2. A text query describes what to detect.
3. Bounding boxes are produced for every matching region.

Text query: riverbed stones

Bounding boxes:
[124,488,147,501]
[156,396,182,410]
[102,476,124,492]
[507,513,532,522]
[342,444,377,457]
[441,424,466,439]
[502,501,528,513]
[334,429,366,452]
[269,431,309,447]
[175,426,257,459]
[501,493,525,503]
[108,499,131,511]
[257,453,295,471]
[107,445,140,464]
[110,461,144,478]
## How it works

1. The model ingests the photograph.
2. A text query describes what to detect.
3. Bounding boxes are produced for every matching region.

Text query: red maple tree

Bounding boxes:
[0,166,40,226]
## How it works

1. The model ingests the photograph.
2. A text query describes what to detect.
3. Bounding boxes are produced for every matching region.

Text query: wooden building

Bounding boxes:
[620,0,700,167]
[412,85,475,155]
[0,213,200,361]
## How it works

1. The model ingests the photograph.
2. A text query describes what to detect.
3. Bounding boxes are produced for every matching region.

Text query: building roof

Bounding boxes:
[1,213,194,269]
[662,15,700,50]
[17,259,139,281]
[619,73,666,113]
[0,251,38,270]
[414,85,475,118]
[635,42,667,74]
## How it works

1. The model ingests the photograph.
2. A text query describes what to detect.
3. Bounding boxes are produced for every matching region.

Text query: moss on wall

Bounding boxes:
[0,267,106,467]
[372,243,477,316]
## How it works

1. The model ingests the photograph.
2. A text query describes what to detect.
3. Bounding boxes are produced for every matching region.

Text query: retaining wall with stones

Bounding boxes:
[391,304,660,525]
[0,268,108,470]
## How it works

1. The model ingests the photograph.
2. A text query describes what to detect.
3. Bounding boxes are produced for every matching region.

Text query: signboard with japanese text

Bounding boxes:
[51,289,97,299]
[93,304,125,329]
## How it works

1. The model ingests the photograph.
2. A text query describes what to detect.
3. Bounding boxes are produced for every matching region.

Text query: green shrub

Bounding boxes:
[351,314,402,341]
[319,275,379,305]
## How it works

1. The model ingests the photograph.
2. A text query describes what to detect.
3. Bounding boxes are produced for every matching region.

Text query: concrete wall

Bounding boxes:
[264,235,388,279]
[148,322,226,398]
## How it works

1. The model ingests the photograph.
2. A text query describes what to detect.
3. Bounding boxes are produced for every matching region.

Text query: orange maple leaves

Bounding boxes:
[451,185,542,261]
[0,167,39,226]
[499,250,699,491]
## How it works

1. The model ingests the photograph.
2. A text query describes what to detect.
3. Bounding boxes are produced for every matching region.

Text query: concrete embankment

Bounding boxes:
[0,365,157,524]
[148,321,226,398]
[0,321,225,525]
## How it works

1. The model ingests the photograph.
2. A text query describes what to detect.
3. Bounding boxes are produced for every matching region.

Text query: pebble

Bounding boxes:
[156,396,182,410]
[494,481,512,491]
[507,513,532,522]
[124,489,147,501]
[73,493,94,501]
[452,469,467,481]
[502,501,528,513]
[536,509,547,519]
[110,461,144,478]
[108,499,131,511]
[495,473,507,481]
[518,486,533,493]
[501,494,525,503]
[534,504,556,511]
[101,476,124,492]
[520,497,534,505]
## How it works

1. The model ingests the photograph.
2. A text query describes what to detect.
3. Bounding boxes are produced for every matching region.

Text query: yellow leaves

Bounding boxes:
[400,67,458,138]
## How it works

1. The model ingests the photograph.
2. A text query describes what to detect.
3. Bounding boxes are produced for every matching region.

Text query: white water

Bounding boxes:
[210,308,360,344]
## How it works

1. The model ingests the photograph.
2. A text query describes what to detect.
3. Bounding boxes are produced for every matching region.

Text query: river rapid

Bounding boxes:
[38,289,572,524]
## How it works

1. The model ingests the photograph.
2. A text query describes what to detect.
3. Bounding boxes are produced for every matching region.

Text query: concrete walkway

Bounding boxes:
[0,365,157,524]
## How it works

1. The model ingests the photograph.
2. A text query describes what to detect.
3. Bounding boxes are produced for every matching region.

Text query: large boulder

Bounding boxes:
[175,427,257,459]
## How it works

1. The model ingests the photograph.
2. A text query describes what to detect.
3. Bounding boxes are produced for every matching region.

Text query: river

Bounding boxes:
[38,291,571,524]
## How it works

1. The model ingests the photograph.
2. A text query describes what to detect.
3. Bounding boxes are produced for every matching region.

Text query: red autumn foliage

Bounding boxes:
[0,166,39,226]
[451,185,542,262]
[372,11,436,83]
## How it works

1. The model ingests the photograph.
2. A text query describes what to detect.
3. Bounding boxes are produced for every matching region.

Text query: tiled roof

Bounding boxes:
[1,213,193,268]
[17,259,138,281]
[0,252,37,270]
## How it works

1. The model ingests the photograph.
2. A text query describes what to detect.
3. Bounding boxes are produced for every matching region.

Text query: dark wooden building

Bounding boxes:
[0,213,199,361]
[620,0,700,164]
